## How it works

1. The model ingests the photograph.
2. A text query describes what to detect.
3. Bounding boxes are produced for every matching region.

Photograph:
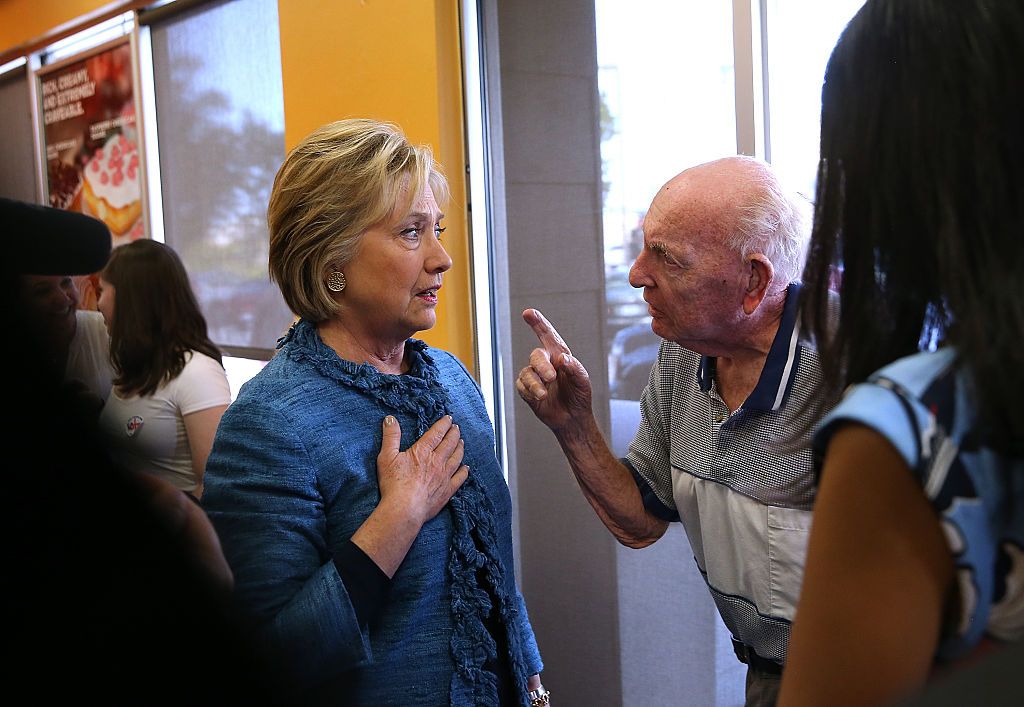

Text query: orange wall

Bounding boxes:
[0,0,107,53]
[276,0,472,371]
[1,0,476,374]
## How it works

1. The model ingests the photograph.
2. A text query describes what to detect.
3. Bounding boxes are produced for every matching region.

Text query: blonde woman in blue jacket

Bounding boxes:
[203,119,547,707]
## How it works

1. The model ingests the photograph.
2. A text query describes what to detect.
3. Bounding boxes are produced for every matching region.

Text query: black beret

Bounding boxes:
[1,197,112,275]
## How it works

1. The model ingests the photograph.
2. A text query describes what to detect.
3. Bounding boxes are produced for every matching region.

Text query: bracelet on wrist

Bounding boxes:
[528,685,551,707]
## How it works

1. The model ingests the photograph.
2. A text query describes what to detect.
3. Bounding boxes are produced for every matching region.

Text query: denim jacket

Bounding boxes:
[203,320,543,705]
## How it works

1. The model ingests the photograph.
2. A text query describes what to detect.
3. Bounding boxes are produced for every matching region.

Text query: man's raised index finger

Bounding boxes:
[522,308,572,356]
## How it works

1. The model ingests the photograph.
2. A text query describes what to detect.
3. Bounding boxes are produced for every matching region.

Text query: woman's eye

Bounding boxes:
[400,227,421,239]
[434,226,446,240]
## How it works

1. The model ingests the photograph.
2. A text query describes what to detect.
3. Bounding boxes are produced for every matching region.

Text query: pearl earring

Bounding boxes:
[327,271,346,292]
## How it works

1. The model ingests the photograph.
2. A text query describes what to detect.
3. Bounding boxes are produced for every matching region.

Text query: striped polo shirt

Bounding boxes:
[625,282,828,666]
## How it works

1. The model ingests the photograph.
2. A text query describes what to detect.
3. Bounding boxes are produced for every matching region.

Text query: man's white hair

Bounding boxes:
[728,175,812,285]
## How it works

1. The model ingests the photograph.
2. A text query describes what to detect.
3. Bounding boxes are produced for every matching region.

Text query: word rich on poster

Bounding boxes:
[38,39,145,309]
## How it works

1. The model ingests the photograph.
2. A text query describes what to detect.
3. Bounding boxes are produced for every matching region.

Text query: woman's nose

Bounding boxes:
[429,238,453,273]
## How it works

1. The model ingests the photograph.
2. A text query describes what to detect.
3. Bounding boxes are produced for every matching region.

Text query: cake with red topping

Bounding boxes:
[82,133,141,237]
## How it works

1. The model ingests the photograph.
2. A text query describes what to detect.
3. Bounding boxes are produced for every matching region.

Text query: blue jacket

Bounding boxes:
[203,320,543,705]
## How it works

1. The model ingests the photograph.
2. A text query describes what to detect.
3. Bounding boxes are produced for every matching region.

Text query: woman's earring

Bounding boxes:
[327,271,347,292]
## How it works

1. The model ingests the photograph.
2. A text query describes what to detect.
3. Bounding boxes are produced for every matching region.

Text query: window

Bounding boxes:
[594,4,744,704]
[145,0,292,361]
[596,0,736,426]
[765,0,867,196]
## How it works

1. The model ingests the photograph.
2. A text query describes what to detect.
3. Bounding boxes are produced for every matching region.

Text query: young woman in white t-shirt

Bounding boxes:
[97,239,230,499]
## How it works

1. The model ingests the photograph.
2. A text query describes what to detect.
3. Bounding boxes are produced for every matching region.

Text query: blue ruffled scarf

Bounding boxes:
[280,320,530,706]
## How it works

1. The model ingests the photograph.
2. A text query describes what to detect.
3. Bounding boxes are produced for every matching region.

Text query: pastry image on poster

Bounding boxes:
[38,38,145,308]
[81,131,142,238]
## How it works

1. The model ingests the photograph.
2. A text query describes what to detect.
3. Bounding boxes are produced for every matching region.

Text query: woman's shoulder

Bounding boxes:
[868,347,958,398]
[177,350,229,386]
[415,341,478,387]
[75,308,106,329]
[418,342,466,371]
[816,348,961,472]
[182,349,224,370]
[167,350,231,406]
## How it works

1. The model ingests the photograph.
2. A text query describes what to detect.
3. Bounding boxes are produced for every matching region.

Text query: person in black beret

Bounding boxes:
[7,197,114,418]
[0,197,285,704]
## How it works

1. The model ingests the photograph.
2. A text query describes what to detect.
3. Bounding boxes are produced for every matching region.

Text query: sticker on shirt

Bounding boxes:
[125,415,144,437]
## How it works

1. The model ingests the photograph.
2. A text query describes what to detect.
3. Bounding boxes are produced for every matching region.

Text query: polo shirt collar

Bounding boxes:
[697,281,803,412]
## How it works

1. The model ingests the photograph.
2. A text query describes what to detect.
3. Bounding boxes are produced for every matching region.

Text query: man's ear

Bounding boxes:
[743,254,774,315]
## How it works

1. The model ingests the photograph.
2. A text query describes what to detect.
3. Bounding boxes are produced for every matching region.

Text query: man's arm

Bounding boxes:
[515,308,668,548]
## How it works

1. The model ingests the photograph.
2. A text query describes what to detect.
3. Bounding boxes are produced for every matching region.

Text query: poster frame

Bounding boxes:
[31,30,150,244]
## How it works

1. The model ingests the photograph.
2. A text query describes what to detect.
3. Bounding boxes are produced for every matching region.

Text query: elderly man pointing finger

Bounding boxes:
[516,156,831,707]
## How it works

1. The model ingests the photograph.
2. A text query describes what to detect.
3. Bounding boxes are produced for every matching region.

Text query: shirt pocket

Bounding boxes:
[766,505,813,617]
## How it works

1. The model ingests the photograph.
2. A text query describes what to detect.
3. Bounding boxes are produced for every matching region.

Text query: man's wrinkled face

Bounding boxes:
[628,184,747,354]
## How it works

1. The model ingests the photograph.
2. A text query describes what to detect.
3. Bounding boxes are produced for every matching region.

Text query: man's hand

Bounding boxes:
[514,310,669,549]
[515,309,593,432]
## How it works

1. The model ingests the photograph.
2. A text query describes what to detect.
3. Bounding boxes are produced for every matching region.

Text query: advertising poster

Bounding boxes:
[37,39,144,309]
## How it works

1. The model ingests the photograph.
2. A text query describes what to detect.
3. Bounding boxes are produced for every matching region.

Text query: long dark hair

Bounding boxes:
[800,0,1024,453]
[102,239,222,397]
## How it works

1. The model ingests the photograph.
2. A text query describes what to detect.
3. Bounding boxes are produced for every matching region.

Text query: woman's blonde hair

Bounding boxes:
[267,118,450,322]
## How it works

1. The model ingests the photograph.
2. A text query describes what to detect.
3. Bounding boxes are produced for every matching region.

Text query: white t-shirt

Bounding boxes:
[99,350,231,493]
[66,310,112,402]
